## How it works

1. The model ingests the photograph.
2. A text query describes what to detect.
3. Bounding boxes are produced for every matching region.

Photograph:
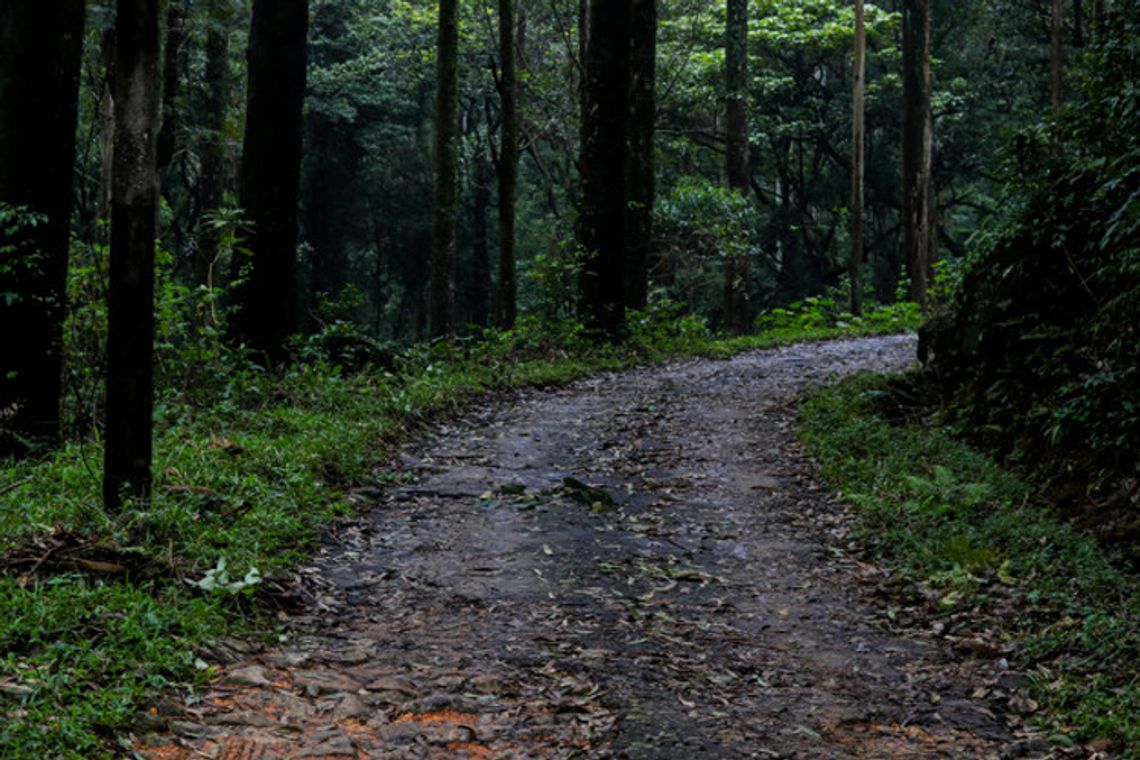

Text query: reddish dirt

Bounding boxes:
[140,336,1040,759]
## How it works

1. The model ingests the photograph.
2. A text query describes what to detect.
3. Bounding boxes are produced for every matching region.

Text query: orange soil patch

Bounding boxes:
[392,709,479,725]
[445,741,496,760]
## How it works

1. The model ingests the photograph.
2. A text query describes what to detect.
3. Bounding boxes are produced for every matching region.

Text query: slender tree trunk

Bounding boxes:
[496,0,519,328]
[1051,0,1064,116]
[229,0,309,361]
[430,0,459,339]
[0,1,86,457]
[724,0,751,334]
[577,0,632,339]
[195,0,234,285]
[850,0,866,315]
[98,28,117,240]
[157,0,184,171]
[625,0,656,311]
[471,146,492,328]
[104,0,160,509]
[902,0,934,306]
[1073,0,1084,46]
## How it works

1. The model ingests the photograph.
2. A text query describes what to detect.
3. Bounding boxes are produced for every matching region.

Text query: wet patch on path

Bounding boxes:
[143,336,1021,759]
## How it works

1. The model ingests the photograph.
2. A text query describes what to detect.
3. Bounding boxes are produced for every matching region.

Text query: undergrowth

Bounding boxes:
[0,297,916,758]
[799,374,1140,756]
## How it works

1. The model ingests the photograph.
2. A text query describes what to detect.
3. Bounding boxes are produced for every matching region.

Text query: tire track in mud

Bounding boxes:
[144,335,1020,759]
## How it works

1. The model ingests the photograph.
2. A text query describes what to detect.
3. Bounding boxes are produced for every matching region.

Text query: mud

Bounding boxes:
[144,336,1029,759]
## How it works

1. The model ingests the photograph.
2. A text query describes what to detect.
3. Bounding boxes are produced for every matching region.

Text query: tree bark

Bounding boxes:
[724,0,751,334]
[229,0,309,361]
[194,0,234,285]
[1051,0,1064,116]
[902,0,934,306]
[430,0,459,339]
[625,0,656,311]
[577,0,632,339]
[496,0,519,328]
[0,1,86,457]
[471,145,492,328]
[104,0,160,509]
[157,0,184,170]
[850,0,866,315]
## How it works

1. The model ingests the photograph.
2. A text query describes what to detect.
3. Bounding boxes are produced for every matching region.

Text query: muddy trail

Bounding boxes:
[145,336,1025,759]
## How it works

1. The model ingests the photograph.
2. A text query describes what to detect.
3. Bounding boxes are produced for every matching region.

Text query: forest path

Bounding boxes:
[145,335,1016,759]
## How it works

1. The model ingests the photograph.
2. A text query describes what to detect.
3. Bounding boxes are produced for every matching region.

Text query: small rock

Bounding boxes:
[293,670,362,696]
[295,727,356,757]
[205,710,279,728]
[169,720,222,740]
[219,665,273,688]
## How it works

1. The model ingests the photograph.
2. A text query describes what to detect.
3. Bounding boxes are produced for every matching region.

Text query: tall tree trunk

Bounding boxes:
[103,0,160,509]
[902,0,933,306]
[471,146,492,328]
[0,1,86,457]
[625,0,656,311]
[496,0,519,328]
[577,0,632,339]
[1051,0,1064,116]
[156,0,184,171]
[724,0,751,334]
[850,0,866,315]
[430,0,459,339]
[229,0,309,361]
[1073,0,1084,46]
[194,0,234,285]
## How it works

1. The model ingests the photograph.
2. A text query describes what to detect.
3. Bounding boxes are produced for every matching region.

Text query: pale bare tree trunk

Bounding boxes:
[850,0,866,315]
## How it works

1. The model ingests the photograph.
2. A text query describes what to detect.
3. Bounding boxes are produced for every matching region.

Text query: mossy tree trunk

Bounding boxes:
[104,0,160,509]
[0,1,86,457]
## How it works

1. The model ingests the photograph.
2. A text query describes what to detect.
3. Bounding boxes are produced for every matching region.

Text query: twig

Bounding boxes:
[0,479,31,497]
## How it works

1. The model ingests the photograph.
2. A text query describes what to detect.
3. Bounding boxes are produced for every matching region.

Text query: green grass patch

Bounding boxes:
[0,302,916,757]
[798,374,1140,756]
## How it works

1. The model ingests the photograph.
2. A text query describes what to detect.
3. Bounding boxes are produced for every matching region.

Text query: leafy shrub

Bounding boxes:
[921,6,1140,541]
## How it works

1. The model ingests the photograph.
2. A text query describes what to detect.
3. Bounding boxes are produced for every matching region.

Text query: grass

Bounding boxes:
[798,374,1140,757]
[0,301,918,758]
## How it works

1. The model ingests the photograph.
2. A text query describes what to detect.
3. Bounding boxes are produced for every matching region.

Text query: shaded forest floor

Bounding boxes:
[141,336,1052,759]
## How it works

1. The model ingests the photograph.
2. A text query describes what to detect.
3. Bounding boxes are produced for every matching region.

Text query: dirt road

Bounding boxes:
[145,335,1018,759]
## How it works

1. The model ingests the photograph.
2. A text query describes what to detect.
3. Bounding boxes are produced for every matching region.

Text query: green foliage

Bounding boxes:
[799,374,1140,753]
[756,296,920,334]
[922,6,1140,537]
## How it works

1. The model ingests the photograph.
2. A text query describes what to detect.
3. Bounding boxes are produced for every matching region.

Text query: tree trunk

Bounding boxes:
[194,0,234,285]
[229,0,309,361]
[496,0,519,328]
[1051,0,1064,116]
[724,0,751,334]
[902,0,934,306]
[471,145,492,329]
[577,0,632,339]
[1073,0,1084,47]
[850,0,866,315]
[625,0,656,311]
[430,0,459,339]
[157,0,184,171]
[103,0,160,509]
[0,0,86,457]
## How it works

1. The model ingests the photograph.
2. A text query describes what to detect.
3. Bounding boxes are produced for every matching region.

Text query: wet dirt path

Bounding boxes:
[145,336,1016,759]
